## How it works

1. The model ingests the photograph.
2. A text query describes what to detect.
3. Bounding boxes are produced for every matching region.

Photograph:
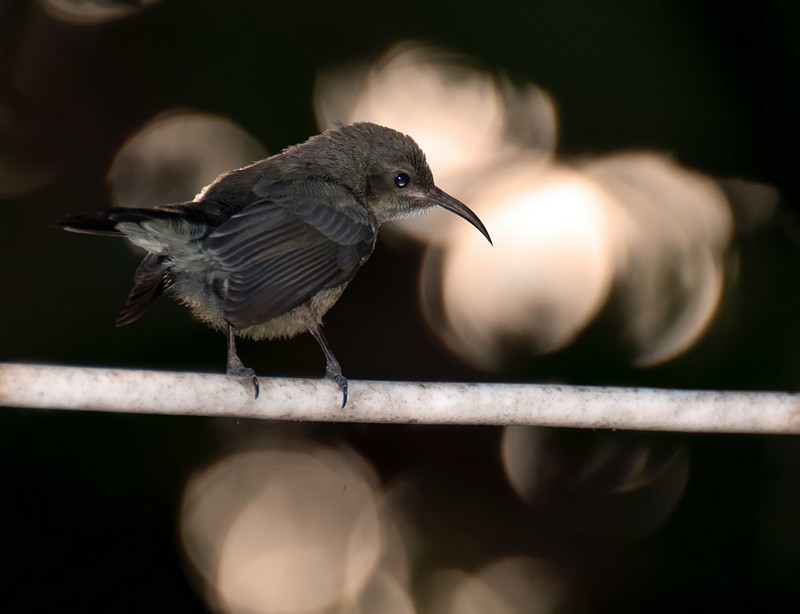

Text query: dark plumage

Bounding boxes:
[58,122,491,406]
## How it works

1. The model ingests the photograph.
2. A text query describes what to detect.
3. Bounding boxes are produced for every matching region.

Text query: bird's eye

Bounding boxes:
[394,172,410,188]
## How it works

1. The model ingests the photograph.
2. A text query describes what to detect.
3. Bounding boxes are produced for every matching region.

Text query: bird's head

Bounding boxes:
[316,123,492,244]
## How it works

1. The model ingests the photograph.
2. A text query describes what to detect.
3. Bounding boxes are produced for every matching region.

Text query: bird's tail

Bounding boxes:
[116,253,172,326]
[55,210,125,236]
[55,205,203,236]
[55,208,183,326]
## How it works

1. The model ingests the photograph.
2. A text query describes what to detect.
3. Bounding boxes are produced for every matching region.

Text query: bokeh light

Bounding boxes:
[428,557,567,614]
[421,162,617,368]
[315,42,557,244]
[3,4,799,612]
[501,427,690,540]
[38,0,159,24]
[180,441,410,614]
[108,110,267,209]
[582,153,733,365]
[315,41,735,369]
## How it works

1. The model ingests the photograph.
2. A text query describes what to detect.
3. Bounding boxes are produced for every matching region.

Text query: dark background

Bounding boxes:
[2,0,800,611]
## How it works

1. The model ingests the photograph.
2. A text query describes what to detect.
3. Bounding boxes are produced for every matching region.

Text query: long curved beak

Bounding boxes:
[425,186,493,244]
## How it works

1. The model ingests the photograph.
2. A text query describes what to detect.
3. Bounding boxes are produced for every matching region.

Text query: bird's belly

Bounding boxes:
[237,285,348,340]
[236,310,310,340]
[171,274,347,341]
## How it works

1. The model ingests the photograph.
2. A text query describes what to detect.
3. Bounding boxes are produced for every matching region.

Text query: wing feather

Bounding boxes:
[204,181,376,328]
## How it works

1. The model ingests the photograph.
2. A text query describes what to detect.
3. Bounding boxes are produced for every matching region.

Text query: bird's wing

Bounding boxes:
[203,181,376,328]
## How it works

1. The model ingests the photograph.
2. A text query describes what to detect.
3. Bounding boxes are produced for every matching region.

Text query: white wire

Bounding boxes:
[1,363,798,434]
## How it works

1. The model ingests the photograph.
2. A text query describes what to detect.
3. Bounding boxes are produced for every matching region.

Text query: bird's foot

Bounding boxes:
[326,365,348,408]
[227,362,260,399]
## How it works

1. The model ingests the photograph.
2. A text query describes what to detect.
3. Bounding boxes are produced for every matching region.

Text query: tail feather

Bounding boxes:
[116,254,172,326]
[55,211,123,236]
[56,202,231,237]
[54,203,194,326]
[57,203,213,325]
[56,206,198,235]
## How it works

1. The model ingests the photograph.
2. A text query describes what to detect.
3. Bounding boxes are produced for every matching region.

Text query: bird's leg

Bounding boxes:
[226,324,259,398]
[306,322,348,408]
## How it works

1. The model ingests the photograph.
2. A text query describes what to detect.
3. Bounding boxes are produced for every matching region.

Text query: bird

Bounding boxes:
[57,122,492,406]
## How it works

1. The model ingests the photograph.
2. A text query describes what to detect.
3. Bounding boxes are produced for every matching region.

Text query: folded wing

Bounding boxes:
[203,181,376,328]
